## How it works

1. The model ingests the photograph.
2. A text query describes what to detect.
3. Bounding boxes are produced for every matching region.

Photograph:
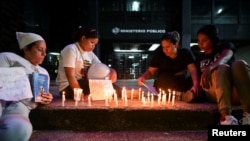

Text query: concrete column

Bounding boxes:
[181,0,191,49]
[88,0,101,57]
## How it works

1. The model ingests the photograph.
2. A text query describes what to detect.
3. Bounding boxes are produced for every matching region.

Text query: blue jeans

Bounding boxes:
[0,101,32,141]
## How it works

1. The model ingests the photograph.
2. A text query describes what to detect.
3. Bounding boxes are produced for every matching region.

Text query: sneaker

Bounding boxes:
[240,112,250,125]
[181,90,194,103]
[220,115,239,125]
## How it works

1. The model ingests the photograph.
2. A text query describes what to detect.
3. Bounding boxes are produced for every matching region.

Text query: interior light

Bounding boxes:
[114,49,144,52]
[217,8,223,14]
[48,52,60,55]
[128,56,134,59]
[148,44,160,51]
[132,1,140,11]
[190,43,198,47]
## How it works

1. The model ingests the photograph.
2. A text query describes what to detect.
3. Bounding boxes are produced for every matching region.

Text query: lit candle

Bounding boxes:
[172,91,176,106]
[114,90,118,107]
[158,91,161,106]
[138,88,141,100]
[78,89,83,101]
[124,92,128,106]
[125,87,127,99]
[147,91,150,104]
[159,88,162,95]
[88,94,92,106]
[151,93,154,107]
[142,93,146,105]
[168,89,171,104]
[162,91,166,105]
[62,91,65,107]
[74,88,82,107]
[73,88,78,107]
[131,88,134,100]
[122,87,126,100]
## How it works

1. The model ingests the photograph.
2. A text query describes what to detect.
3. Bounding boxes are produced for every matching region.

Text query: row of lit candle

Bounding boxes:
[61,87,181,107]
[62,88,92,107]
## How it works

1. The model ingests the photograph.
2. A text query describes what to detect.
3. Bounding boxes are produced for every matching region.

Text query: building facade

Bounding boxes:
[0,0,249,79]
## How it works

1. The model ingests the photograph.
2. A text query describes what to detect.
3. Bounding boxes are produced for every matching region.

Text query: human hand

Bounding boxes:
[40,93,53,105]
[108,68,117,83]
[190,84,203,97]
[137,77,145,86]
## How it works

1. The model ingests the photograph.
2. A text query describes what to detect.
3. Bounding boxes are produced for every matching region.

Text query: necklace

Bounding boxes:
[31,65,38,72]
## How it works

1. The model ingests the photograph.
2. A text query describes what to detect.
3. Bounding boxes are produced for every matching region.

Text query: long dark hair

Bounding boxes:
[72,26,99,42]
[197,24,220,45]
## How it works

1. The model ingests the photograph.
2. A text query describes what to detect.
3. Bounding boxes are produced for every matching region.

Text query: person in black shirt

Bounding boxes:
[196,24,250,125]
[137,31,202,102]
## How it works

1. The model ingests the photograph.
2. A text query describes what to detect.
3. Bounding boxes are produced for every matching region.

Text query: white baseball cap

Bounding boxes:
[87,63,111,79]
[16,32,44,50]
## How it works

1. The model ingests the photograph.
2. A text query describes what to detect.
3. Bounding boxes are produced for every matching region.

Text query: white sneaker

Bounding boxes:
[220,115,239,125]
[240,112,250,125]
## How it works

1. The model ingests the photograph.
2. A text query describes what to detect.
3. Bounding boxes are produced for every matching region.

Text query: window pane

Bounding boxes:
[240,0,250,24]
[191,0,212,24]
[214,0,238,24]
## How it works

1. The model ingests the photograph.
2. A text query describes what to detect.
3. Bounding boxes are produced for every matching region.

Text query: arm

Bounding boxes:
[208,49,233,71]
[187,63,200,87]
[187,63,202,94]
[109,68,117,83]
[64,67,81,89]
[137,67,158,85]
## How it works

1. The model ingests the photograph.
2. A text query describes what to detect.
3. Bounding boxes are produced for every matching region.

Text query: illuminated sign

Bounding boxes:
[112,27,165,35]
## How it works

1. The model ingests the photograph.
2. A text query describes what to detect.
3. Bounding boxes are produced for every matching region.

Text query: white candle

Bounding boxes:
[77,89,83,101]
[88,94,92,106]
[138,88,141,100]
[62,91,65,107]
[141,91,144,104]
[125,87,127,100]
[131,88,134,100]
[159,88,162,95]
[142,94,146,105]
[147,91,150,104]
[74,88,82,106]
[151,94,154,107]
[124,93,128,106]
[114,91,118,107]
[122,87,126,100]
[168,89,171,104]
[172,91,176,106]
[158,92,161,106]
[162,91,166,105]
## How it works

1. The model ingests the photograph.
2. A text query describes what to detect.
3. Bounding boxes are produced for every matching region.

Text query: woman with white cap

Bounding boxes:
[0,32,53,141]
[56,26,118,99]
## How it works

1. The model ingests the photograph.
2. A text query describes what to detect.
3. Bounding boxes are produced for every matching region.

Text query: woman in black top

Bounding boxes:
[137,31,202,102]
